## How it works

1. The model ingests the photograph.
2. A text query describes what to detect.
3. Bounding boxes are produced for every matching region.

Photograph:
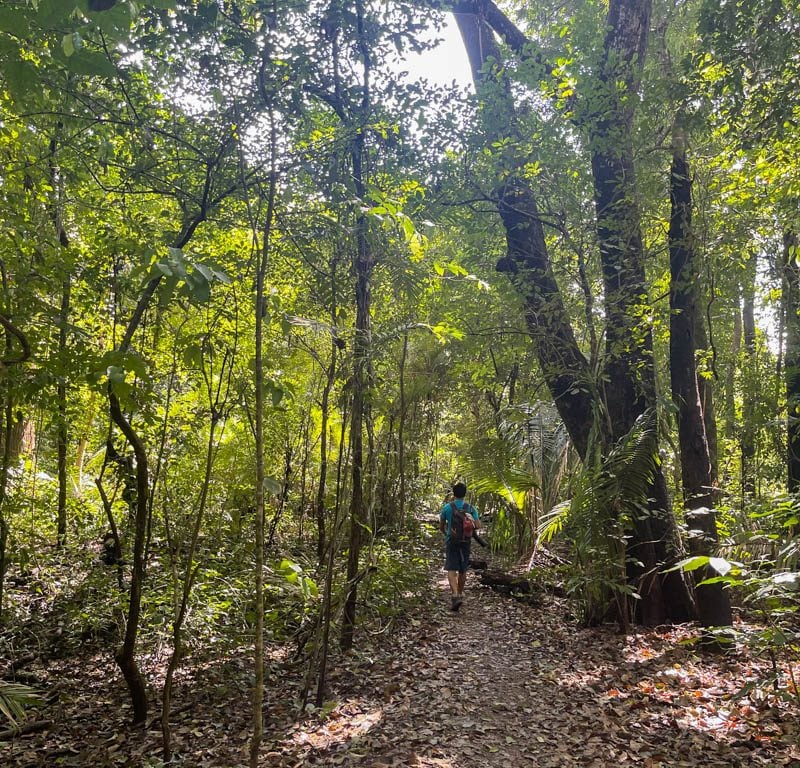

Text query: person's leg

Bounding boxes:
[445,542,462,609]
[447,570,459,595]
[457,541,471,596]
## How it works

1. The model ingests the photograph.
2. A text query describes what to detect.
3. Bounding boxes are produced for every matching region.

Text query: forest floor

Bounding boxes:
[3,546,800,767]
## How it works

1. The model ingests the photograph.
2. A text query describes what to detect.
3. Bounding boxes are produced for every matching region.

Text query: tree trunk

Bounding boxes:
[462,0,694,623]
[725,298,742,442]
[397,331,408,527]
[0,398,14,625]
[741,252,758,498]
[109,392,149,725]
[782,230,800,491]
[340,0,374,653]
[340,139,372,652]
[694,311,719,487]
[248,124,277,768]
[455,12,596,462]
[56,275,70,547]
[162,410,221,761]
[668,124,731,627]
[584,0,693,625]
[49,125,71,548]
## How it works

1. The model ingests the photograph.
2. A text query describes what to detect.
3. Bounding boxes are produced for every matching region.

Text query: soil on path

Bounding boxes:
[267,568,800,768]
[4,558,800,766]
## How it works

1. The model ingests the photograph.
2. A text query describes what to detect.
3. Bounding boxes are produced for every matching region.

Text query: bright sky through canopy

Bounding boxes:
[400,14,473,90]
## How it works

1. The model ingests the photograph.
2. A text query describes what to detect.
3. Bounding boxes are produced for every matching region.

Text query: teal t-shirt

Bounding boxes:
[439,499,479,543]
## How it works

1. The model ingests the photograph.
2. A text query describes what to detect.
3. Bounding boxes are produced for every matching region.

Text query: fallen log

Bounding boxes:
[478,569,532,594]
[4,654,37,676]
[0,719,52,740]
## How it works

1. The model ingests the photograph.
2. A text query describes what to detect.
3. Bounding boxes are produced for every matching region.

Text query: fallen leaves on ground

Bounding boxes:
[3,558,800,767]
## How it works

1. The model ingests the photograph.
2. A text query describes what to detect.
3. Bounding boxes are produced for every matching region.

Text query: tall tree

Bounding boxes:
[783,230,800,491]
[452,0,694,623]
[668,121,732,628]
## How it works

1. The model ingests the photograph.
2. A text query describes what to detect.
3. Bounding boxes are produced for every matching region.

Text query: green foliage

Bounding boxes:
[668,496,800,702]
[538,411,662,626]
[0,682,43,726]
[357,533,430,634]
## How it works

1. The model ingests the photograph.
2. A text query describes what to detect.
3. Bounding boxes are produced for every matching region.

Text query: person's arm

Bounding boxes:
[439,506,447,533]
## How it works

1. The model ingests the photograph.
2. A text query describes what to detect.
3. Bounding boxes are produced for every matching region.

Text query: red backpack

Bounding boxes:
[449,501,475,542]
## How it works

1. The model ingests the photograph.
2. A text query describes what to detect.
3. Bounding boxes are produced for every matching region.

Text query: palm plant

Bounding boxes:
[461,402,576,555]
[538,410,662,628]
[0,681,43,727]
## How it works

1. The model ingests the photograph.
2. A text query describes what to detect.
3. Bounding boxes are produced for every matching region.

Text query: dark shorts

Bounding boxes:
[445,539,472,572]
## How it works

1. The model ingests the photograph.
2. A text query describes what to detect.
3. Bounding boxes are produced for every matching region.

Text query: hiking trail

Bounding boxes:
[5,550,799,767]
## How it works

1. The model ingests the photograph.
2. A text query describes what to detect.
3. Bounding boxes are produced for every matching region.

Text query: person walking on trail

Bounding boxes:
[439,481,481,611]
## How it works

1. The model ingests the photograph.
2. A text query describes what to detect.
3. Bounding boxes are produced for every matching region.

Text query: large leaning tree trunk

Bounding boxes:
[453,0,693,624]
[454,13,596,462]
[668,121,732,628]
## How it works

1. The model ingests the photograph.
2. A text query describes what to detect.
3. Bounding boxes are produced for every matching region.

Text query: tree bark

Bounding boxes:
[668,124,731,627]
[455,13,596,462]
[162,334,230,760]
[741,251,758,498]
[459,0,694,623]
[56,275,70,547]
[585,0,693,625]
[694,310,719,486]
[49,124,71,548]
[783,231,800,492]
[0,398,14,624]
[108,392,149,724]
[397,331,408,527]
[340,0,375,653]
[247,121,278,768]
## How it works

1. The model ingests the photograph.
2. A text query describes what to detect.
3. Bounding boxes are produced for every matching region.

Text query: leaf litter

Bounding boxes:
[3,559,800,767]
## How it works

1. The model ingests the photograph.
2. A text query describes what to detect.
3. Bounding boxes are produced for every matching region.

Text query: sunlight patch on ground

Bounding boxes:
[279,698,385,752]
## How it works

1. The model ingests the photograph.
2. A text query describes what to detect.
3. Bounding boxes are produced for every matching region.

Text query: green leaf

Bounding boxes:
[66,49,117,77]
[62,33,75,57]
[36,0,75,27]
[184,271,210,303]
[663,555,709,573]
[194,262,214,282]
[0,8,31,37]
[106,365,126,384]
[319,700,338,718]
[93,3,132,36]
[3,59,39,107]
[708,557,733,576]
[182,343,203,368]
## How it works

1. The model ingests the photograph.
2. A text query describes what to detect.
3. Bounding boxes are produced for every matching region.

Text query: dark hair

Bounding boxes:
[452,481,467,499]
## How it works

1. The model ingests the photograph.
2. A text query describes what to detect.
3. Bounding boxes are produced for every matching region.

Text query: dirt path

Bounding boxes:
[4,557,799,766]
[271,567,798,768]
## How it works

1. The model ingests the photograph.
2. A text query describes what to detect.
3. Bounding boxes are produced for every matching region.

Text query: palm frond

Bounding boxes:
[461,436,535,508]
[598,409,660,520]
[0,682,43,726]
[537,498,570,544]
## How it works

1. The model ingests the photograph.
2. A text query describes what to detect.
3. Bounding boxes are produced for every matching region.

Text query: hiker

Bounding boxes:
[439,481,481,611]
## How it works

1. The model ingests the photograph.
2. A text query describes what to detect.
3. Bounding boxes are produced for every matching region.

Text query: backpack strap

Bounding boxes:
[448,500,459,538]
